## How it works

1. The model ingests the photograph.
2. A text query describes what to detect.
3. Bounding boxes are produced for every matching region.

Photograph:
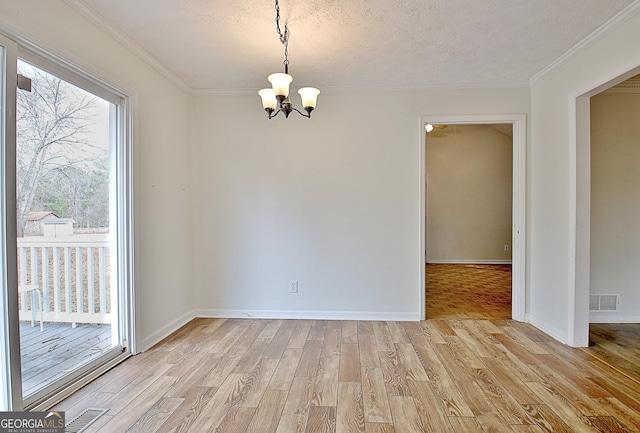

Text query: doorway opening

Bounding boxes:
[570,71,640,382]
[570,65,640,348]
[587,75,640,381]
[419,115,526,321]
[425,123,513,319]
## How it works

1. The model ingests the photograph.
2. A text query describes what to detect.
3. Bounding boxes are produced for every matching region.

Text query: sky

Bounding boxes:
[17,59,111,166]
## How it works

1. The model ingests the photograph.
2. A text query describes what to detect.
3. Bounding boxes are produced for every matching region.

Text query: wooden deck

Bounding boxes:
[20,321,112,396]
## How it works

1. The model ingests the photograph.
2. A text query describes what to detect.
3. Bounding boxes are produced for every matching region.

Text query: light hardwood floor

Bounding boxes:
[587,323,640,385]
[425,263,640,391]
[53,317,640,433]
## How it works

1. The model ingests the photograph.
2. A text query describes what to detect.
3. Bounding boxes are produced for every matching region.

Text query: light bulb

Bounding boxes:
[258,88,277,110]
[298,87,320,110]
[268,73,293,98]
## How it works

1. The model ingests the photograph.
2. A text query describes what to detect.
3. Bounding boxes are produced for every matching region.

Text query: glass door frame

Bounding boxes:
[1,33,136,411]
[0,32,22,412]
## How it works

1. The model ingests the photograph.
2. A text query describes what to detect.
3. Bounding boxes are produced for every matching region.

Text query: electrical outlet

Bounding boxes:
[504,244,510,252]
[289,280,298,293]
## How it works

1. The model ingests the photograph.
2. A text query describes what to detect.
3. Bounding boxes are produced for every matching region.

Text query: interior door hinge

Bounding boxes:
[17,73,32,92]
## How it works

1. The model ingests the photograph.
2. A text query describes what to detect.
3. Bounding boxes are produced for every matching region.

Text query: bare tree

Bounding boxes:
[34,163,109,229]
[16,63,101,236]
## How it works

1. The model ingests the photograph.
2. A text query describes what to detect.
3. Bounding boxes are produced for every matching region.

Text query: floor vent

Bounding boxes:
[65,408,109,433]
[589,294,620,312]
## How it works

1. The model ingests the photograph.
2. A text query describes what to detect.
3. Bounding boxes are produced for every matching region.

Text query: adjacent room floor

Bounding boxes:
[426,263,512,320]
[425,263,640,389]
[586,323,640,384]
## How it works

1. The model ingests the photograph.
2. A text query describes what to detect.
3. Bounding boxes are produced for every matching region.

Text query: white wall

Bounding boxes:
[530,6,640,343]
[0,0,532,344]
[590,92,640,322]
[426,124,512,263]
[0,0,194,351]
[191,89,529,319]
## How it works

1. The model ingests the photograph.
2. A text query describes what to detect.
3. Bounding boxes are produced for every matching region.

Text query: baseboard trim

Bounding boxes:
[137,309,419,352]
[426,259,512,265]
[589,314,640,323]
[193,309,420,322]
[142,308,574,354]
[528,315,568,345]
[138,310,195,352]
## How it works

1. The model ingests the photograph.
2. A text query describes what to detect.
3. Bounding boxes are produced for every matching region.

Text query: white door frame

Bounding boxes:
[0,33,22,411]
[17,46,137,410]
[568,63,640,347]
[419,114,527,321]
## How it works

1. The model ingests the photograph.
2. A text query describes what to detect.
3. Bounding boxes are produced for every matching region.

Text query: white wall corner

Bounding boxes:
[63,0,191,93]
[138,310,196,352]
[528,315,569,345]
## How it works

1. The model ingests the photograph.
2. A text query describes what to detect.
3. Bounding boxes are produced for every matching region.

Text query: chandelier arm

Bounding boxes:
[265,106,311,120]
[268,109,283,119]
[291,107,312,118]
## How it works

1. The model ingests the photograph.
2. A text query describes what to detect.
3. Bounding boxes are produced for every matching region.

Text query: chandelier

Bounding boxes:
[258,0,320,119]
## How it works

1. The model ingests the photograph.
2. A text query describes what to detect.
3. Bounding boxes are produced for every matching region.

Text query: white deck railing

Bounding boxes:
[17,234,113,325]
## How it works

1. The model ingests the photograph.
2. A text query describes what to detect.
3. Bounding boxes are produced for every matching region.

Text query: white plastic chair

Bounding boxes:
[18,285,44,332]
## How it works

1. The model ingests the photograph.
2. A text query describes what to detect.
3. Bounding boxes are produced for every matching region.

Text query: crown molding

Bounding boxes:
[529,0,640,86]
[191,81,531,97]
[0,14,138,100]
[64,0,192,94]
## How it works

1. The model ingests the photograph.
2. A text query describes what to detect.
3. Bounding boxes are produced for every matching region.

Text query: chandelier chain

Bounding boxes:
[274,0,290,68]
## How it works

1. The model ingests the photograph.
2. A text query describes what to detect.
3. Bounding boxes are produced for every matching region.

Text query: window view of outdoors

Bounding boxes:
[16,59,116,398]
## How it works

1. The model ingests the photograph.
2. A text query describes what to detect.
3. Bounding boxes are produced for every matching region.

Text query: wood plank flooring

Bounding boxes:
[53,318,640,433]
[586,323,640,385]
[425,263,640,392]
[426,264,512,319]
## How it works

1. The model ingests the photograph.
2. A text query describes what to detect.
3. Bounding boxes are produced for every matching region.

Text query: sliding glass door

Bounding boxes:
[1,34,134,410]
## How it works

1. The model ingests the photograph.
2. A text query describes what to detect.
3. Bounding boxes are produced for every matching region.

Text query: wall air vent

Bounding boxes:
[589,294,619,312]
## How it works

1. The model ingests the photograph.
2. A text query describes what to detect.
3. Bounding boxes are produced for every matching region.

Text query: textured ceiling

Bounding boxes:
[69,0,636,92]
